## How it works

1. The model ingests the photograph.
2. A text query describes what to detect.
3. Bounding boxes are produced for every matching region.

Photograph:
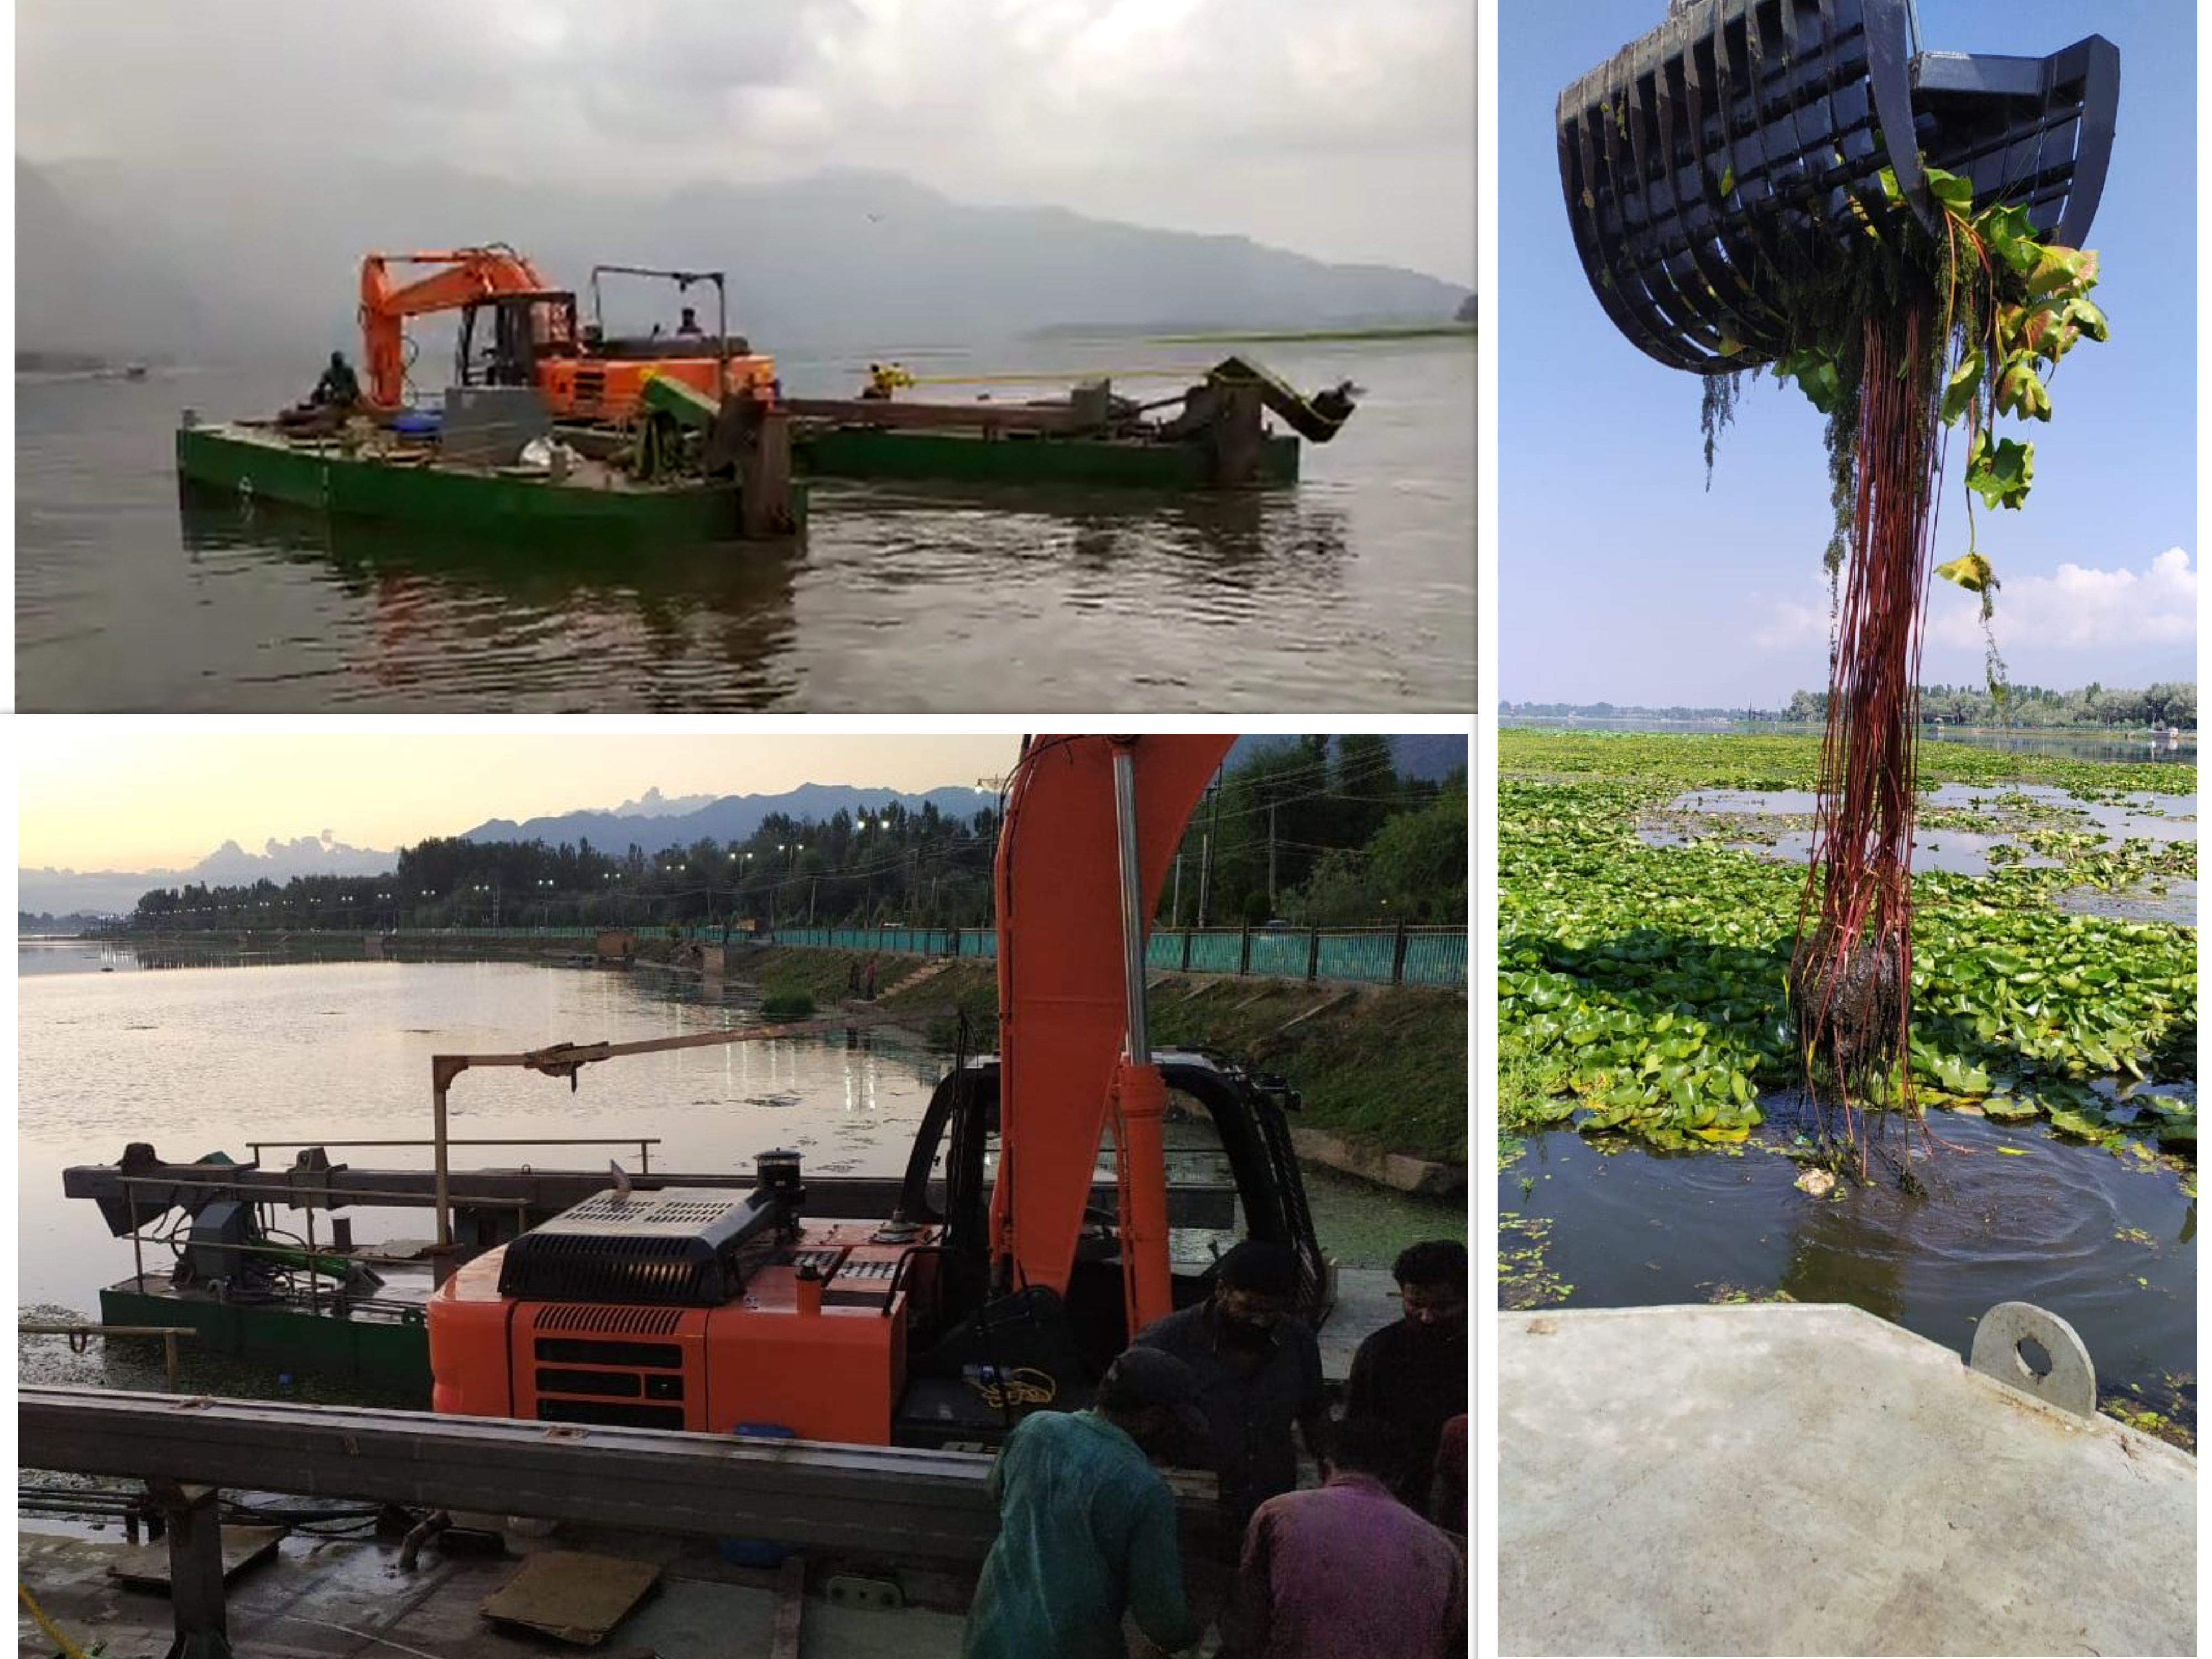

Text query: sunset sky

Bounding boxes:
[18,731,1023,872]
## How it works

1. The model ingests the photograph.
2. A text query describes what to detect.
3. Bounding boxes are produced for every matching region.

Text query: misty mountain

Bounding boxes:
[19,154,1470,363]
[607,788,723,820]
[17,158,207,358]
[20,833,395,916]
[457,783,1000,856]
[21,744,1462,916]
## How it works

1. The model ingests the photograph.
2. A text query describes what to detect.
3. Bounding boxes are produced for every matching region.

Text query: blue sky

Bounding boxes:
[1499,1,2195,707]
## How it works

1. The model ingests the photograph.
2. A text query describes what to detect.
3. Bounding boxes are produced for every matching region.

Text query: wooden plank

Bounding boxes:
[106,1522,284,1592]
[481,1548,661,1647]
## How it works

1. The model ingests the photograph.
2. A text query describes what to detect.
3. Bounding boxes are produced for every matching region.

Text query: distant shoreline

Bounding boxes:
[1147,324,1476,345]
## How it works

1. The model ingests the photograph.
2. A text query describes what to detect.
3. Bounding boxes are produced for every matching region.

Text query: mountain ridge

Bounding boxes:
[18,153,1471,359]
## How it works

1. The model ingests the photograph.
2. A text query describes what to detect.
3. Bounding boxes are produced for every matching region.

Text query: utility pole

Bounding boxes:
[1267,802,1278,911]
[1171,853,1183,927]
[1197,780,1219,927]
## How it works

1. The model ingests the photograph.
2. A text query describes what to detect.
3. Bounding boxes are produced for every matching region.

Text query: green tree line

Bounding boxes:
[1782,680,2195,730]
[126,742,1467,935]
[1165,736,1467,927]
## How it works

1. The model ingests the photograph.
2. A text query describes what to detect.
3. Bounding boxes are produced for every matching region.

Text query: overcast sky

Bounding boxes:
[18,733,1022,872]
[15,0,1477,283]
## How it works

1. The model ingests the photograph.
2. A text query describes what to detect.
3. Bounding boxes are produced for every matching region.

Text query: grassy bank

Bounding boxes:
[734,945,1467,1165]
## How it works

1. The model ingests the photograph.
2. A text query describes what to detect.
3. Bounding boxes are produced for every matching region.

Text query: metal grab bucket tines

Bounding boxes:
[1557,0,2119,372]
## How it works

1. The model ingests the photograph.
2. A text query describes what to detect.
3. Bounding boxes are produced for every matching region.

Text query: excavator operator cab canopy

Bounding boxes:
[585,264,744,361]
[457,290,579,390]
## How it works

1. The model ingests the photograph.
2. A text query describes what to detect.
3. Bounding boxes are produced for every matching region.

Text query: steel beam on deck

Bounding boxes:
[22,1387,1008,1561]
[63,1164,1235,1232]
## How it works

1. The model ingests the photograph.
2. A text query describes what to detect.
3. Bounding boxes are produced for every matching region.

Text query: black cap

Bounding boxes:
[1098,1348,1207,1440]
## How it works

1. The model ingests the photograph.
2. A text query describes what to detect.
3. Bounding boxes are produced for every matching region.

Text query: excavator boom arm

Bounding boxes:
[358,247,552,408]
[989,734,1231,1325]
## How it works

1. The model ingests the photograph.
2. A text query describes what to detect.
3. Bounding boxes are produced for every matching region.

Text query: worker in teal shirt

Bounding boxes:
[963,1347,1207,1659]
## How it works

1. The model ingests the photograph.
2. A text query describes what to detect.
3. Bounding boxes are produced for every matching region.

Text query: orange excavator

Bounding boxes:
[427,735,1323,1447]
[359,246,779,422]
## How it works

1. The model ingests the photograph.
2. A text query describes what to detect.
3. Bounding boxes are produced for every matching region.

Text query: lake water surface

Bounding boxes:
[17,337,1474,712]
[18,948,1455,1328]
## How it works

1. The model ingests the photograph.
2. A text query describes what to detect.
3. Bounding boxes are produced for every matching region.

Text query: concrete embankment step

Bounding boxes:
[1498,1303,2195,1656]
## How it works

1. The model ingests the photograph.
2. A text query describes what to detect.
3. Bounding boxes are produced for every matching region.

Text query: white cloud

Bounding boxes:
[1927,547,2195,651]
[1753,597,1827,651]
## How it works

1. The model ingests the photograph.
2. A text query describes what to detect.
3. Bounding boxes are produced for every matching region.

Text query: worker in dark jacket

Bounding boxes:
[1343,1240,1467,1517]
[1222,1413,1465,1659]
[1135,1239,1326,1549]
[962,1347,1206,1659]
[311,351,361,409]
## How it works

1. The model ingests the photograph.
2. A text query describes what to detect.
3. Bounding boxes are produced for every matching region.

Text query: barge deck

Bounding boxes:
[175,418,803,542]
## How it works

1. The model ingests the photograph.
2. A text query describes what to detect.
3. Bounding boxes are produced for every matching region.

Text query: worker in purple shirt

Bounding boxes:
[1221,1413,1466,1659]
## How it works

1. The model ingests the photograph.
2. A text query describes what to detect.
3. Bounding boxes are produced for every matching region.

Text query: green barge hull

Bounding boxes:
[176,420,804,542]
[100,1276,431,1401]
[791,424,1300,487]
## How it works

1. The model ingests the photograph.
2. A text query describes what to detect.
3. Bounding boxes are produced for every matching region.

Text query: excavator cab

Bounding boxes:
[456,291,578,392]
[1558,0,2119,371]
[882,1048,1323,1444]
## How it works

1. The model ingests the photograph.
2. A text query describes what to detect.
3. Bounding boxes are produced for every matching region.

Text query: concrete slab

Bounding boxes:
[1318,1267,1401,1386]
[1499,1304,2194,1657]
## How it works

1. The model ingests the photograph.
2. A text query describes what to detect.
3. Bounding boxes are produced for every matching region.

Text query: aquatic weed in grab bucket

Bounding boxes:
[1557,1,2119,1179]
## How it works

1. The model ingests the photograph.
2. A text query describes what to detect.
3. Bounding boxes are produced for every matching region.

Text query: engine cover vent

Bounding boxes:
[498,1186,778,1308]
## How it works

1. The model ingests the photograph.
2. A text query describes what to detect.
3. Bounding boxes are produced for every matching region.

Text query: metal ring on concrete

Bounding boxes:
[1968,1300,2096,1418]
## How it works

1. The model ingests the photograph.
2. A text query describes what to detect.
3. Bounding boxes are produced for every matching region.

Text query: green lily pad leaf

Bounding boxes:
[2064,296,2110,343]
[2027,243,2097,301]
[1774,347,1843,415]
[1995,359,2052,423]
[1923,165,1974,211]
[1940,349,1984,426]
[1936,552,1996,595]
[1979,203,2039,273]
[1966,432,2034,508]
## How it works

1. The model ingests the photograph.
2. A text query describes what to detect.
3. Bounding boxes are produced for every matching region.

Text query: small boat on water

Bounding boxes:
[177,403,802,545]
[176,248,802,542]
[786,353,1359,489]
[174,240,1360,539]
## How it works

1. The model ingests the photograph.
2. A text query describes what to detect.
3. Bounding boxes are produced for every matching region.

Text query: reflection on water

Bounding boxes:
[19,951,1458,1324]
[1641,782,2198,920]
[176,484,808,708]
[18,343,1472,711]
[1502,1113,2194,1408]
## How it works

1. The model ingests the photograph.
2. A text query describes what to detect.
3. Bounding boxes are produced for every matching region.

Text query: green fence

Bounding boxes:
[277,921,1463,987]
[764,923,1464,988]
